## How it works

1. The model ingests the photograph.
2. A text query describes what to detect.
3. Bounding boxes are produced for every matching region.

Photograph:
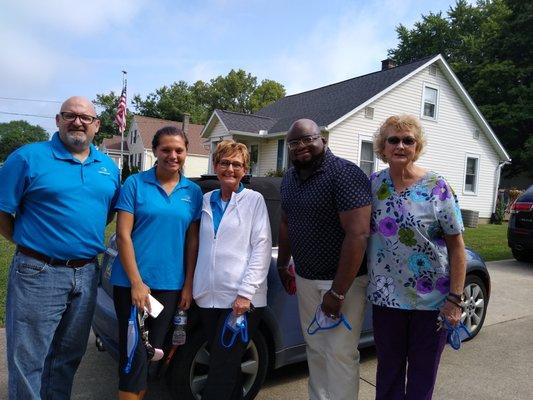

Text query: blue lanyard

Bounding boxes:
[307,308,352,335]
[124,306,140,374]
[220,312,249,348]
[440,317,471,350]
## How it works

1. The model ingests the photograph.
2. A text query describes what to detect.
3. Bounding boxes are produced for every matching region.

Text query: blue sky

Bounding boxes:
[0,0,463,133]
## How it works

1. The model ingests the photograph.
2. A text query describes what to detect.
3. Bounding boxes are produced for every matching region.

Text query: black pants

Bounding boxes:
[113,286,180,393]
[199,307,264,400]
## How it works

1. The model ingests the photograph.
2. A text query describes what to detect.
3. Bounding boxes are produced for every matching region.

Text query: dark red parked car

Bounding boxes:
[508,185,533,262]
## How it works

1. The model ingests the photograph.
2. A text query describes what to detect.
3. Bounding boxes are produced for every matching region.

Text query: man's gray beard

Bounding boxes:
[63,133,89,151]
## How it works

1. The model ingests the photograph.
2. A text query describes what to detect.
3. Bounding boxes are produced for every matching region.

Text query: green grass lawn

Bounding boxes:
[0,238,15,326]
[464,223,511,261]
[0,222,510,326]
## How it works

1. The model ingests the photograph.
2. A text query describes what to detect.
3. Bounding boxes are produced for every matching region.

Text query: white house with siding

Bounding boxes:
[100,135,128,168]
[201,54,510,221]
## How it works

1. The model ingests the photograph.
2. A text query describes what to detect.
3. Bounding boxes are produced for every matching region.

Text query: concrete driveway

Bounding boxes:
[1,259,532,399]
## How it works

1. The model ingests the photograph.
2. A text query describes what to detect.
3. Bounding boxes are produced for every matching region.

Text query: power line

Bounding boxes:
[0,96,62,104]
[0,111,55,119]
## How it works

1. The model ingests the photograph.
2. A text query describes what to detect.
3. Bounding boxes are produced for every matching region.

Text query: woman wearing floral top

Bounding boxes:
[367,115,466,400]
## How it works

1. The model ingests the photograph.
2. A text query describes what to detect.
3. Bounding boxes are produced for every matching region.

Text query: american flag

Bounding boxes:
[114,87,127,134]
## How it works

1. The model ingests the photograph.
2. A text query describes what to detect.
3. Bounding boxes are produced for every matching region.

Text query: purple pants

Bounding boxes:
[372,305,447,400]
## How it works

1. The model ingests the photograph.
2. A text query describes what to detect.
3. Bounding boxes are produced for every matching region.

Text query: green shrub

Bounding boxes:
[265,169,285,177]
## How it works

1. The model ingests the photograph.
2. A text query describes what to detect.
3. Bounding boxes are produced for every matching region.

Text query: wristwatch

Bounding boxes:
[448,292,465,302]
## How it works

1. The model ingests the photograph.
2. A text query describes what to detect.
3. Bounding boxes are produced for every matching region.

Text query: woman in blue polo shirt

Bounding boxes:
[111,126,202,400]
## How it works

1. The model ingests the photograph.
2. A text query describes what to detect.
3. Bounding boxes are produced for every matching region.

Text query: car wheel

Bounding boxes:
[512,248,533,262]
[461,274,488,340]
[168,329,269,400]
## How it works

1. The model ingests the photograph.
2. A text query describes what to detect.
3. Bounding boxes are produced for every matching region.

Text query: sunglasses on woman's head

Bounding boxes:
[386,136,417,146]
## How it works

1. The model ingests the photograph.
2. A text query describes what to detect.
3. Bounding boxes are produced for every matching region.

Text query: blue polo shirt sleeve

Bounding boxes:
[110,168,121,210]
[0,150,28,214]
[115,175,137,214]
[191,183,203,221]
[334,163,372,212]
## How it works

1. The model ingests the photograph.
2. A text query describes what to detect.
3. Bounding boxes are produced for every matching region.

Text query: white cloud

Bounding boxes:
[188,61,224,83]
[255,0,451,94]
[0,0,146,108]
[3,0,146,36]
[0,27,63,93]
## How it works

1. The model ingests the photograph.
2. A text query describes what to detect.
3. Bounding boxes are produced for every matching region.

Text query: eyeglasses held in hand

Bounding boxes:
[386,136,416,146]
[60,112,98,125]
[287,135,320,150]
[218,160,244,170]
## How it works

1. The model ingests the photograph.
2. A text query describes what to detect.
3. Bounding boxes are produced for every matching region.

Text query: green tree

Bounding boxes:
[93,92,134,145]
[250,79,286,112]
[132,80,208,124]
[0,120,49,160]
[389,0,532,176]
[130,69,286,124]
[208,69,257,113]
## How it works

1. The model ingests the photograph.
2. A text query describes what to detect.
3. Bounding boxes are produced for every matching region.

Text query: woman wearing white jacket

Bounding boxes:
[193,140,272,400]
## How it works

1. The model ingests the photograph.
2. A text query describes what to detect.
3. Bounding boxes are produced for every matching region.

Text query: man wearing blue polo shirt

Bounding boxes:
[0,96,120,400]
[277,119,372,400]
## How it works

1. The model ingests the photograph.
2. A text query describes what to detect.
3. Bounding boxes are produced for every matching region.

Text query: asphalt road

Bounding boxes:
[1,259,532,399]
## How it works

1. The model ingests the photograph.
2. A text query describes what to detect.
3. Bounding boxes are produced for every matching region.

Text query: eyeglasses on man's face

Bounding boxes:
[287,135,321,150]
[386,136,417,146]
[218,159,244,171]
[60,112,98,125]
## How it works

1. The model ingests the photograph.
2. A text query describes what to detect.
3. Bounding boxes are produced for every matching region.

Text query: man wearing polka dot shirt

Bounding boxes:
[277,119,372,400]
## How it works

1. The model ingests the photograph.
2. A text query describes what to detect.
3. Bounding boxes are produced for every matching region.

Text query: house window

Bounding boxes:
[359,141,375,177]
[429,65,437,76]
[276,139,284,172]
[464,156,479,193]
[364,107,374,119]
[422,85,438,119]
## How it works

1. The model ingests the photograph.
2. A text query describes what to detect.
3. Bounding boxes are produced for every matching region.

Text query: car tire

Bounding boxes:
[168,329,269,400]
[461,274,488,340]
[511,248,533,262]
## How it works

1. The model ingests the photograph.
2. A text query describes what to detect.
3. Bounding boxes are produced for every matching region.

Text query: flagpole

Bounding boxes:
[119,70,127,176]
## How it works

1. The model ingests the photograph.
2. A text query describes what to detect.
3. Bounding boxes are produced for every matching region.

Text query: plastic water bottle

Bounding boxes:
[172,309,187,346]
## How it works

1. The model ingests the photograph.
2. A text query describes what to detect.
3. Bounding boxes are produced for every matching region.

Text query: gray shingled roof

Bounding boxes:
[255,56,435,133]
[213,56,435,135]
[215,109,277,133]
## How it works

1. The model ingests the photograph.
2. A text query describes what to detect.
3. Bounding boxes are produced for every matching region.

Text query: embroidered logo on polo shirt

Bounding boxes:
[181,195,192,203]
[98,167,111,176]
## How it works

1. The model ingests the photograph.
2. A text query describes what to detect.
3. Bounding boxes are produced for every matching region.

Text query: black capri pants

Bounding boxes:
[199,307,264,400]
[113,286,180,393]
